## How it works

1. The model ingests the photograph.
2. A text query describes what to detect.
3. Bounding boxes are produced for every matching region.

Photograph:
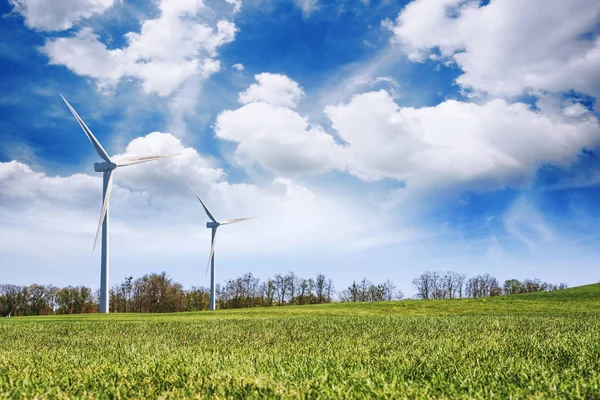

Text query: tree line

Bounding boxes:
[108,271,336,312]
[1,271,568,316]
[339,278,404,302]
[412,271,567,299]
[0,284,97,316]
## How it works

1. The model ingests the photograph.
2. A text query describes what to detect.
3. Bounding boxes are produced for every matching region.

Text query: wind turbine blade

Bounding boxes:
[205,228,219,276]
[116,153,181,167]
[219,217,256,225]
[60,95,111,163]
[93,170,114,251]
[186,182,216,222]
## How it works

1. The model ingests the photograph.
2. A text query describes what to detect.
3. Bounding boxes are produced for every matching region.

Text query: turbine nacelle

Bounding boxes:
[207,221,220,228]
[94,161,117,172]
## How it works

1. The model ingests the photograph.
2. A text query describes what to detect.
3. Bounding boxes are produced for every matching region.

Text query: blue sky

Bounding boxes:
[1,0,600,297]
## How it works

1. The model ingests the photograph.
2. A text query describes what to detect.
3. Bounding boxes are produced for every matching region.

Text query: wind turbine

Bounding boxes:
[61,94,179,314]
[187,183,254,311]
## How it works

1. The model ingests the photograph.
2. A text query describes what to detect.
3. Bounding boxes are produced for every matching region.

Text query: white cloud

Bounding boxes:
[40,0,237,96]
[3,150,597,293]
[0,133,384,262]
[387,0,600,98]
[215,102,342,176]
[9,0,114,31]
[232,63,244,71]
[225,0,242,13]
[0,160,98,210]
[217,74,600,191]
[328,91,600,189]
[111,132,225,193]
[238,73,305,108]
[42,28,128,92]
[294,0,318,16]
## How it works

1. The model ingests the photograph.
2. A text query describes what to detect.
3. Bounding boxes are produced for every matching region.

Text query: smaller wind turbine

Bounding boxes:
[187,183,254,311]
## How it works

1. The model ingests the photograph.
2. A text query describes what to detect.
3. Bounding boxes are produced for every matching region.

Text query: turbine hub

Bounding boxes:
[94,162,117,172]
[206,221,220,228]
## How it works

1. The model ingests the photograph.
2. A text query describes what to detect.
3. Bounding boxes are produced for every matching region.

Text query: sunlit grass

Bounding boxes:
[1,284,599,398]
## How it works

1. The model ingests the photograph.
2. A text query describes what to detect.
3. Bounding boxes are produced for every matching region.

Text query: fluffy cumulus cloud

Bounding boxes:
[328,91,600,189]
[238,73,306,108]
[387,0,600,98]
[39,0,236,95]
[0,133,377,261]
[0,160,130,257]
[0,133,223,247]
[0,160,99,213]
[217,74,600,190]
[215,101,343,176]
[111,132,225,194]
[9,0,114,31]
[217,73,342,176]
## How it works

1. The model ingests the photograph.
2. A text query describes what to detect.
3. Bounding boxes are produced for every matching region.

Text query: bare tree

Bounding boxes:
[325,278,334,303]
[466,274,501,298]
[285,271,297,305]
[274,274,288,306]
[296,279,309,305]
[315,274,327,303]
[260,279,275,306]
[340,279,401,302]
[413,271,440,299]
[440,271,466,299]
[358,278,372,301]
[380,280,393,301]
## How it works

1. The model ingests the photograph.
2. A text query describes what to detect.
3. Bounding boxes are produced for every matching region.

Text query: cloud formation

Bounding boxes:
[9,0,114,31]
[217,75,600,190]
[39,0,236,95]
[215,101,342,176]
[0,133,378,260]
[387,0,600,98]
[329,91,600,189]
[238,73,306,108]
[5,0,600,291]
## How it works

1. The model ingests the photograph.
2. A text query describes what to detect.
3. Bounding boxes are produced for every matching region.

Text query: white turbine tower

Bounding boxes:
[187,183,254,311]
[61,95,179,314]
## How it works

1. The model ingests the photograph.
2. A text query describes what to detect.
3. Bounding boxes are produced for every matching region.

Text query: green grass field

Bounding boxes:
[1,284,599,399]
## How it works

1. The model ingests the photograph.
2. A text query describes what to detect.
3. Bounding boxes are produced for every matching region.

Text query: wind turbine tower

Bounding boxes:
[187,183,254,311]
[61,95,179,313]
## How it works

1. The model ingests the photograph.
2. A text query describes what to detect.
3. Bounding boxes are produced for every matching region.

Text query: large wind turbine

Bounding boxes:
[187,183,254,311]
[61,95,179,314]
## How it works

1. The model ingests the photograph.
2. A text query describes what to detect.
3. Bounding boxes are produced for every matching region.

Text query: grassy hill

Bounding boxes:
[1,284,599,398]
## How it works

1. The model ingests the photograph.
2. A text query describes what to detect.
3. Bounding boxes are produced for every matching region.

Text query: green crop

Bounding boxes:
[1,284,599,399]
